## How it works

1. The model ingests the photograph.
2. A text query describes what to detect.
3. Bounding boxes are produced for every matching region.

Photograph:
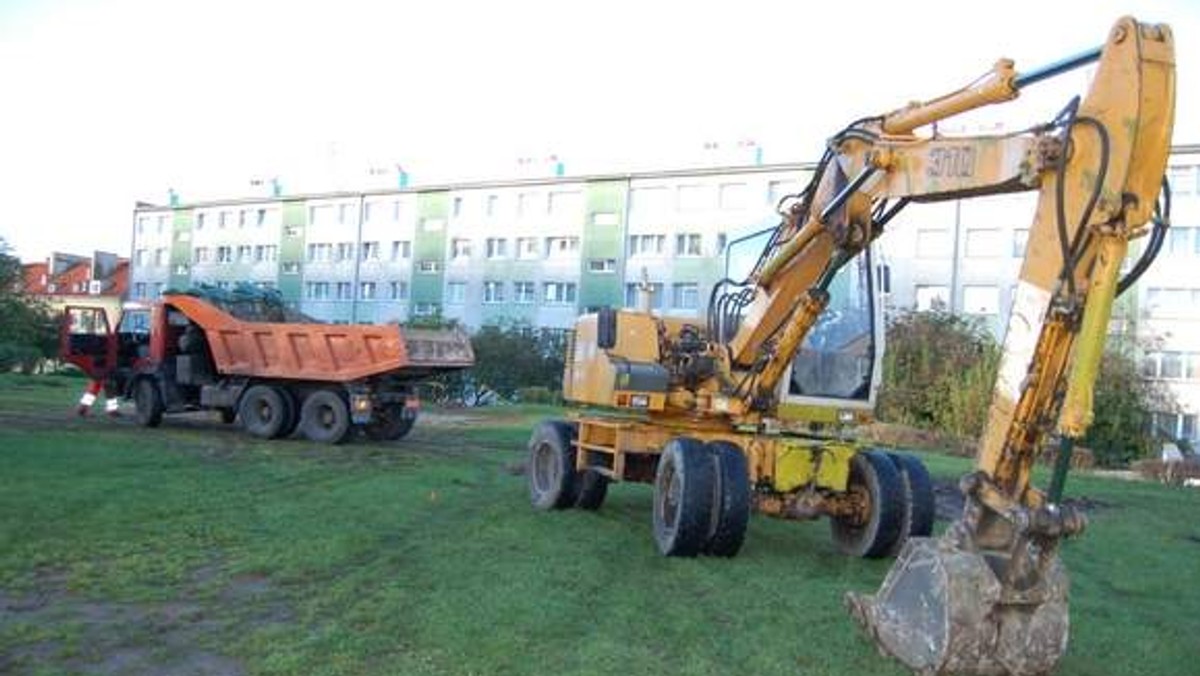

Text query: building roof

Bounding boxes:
[22,253,129,298]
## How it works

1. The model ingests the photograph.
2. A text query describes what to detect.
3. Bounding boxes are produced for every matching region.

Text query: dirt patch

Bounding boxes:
[932,479,1115,523]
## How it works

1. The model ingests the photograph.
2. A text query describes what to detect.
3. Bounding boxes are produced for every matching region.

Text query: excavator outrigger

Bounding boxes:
[528,16,1174,675]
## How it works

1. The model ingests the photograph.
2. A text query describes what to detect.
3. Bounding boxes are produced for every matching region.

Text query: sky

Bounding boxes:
[1,0,1197,262]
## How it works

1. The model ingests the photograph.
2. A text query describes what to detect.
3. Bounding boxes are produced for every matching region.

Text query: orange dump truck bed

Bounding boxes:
[165,294,473,382]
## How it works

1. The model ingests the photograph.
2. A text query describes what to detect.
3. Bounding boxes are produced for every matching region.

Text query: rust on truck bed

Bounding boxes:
[164,294,473,382]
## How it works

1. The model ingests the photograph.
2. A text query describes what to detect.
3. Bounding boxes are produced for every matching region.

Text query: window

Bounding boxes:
[391,200,403,222]
[1168,166,1194,195]
[545,237,579,257]
[549,191,582,218]
[486,194,500,217]
[483,281,505,303]
[485,238,508,259]
[1187,352,1200,380]
[256,208,267,227]
[413,302,439,317]
[915,285,950,311]
[418,260,441,273]
[309,205,333,226]
[193,247,211,263]
[254,245,278,262]
[1145,287,1192,316]
[587,258,616,273]
[675,233,702,257]
[965,228,1001,257]
[543,282,577,304]
[306,282,331,299]
[154,248,167,266]
[1012,228,1030,257]
[391,240,411,260]
[719,183,748,210]
[1182,413,1197,440]
[1167,227,1193,256]
[360,241,380,261]
[452,196,463,218]
[360,281,377,300]
[389,281,409,300]
[625,282,664,309]
[336,282,353,300]
[516,237,540,259]
[237,245,252,262]
[963,285,999,315]
[630,187,670,215]
[238,209,250,228]
[451,238,472,258]
[137,217,148,234]
[716,233,728,255]
[307,243,332,262]
[677,184,711,211]
[768,179,802,206]
[338,203,354,225]
[284,225,301,238]
[218,211,232,229]
[916,228,951,258]
[134,282,146,299]
[629,234,665,256]
[153,282,164,298]
[593,212,619,226]
[156,215,167,233]
[336,242,355,261]
[282,262,300,274]
[1160,352,1184,379]
[135,249,147,265]
[672,283,699,310]
[195,213,206,230]
[517,192,544,217]
[446,282,466,304]
[514,281,536,303]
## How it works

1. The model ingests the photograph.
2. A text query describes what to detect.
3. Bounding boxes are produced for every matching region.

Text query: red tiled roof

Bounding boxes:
[20,255,130,298]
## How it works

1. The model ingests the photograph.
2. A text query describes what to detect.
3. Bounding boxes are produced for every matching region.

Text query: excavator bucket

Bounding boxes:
[846,536,1069,676]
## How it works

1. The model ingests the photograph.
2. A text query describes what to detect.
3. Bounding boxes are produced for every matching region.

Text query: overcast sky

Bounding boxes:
[1,0,1197,262]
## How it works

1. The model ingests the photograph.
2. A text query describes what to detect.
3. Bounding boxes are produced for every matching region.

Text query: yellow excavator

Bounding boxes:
[526,16,1174,675]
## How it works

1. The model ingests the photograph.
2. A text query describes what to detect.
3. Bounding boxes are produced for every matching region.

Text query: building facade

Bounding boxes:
[129,148,1200,443]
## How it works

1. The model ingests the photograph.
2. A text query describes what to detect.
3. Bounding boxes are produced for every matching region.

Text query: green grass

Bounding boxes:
[1,373,1199,675]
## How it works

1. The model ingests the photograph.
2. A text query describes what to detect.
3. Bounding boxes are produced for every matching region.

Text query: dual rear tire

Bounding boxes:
[527,421,609,511]
[652,438,751,558]
[830,450,935,558]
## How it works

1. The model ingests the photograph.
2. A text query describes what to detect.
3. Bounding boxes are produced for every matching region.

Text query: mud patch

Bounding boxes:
[932,479,1116,523]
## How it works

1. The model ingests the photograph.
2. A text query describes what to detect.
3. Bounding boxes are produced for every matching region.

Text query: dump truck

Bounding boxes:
[62,287,474,443]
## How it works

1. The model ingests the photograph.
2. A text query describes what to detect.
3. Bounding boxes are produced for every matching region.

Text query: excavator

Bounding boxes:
[526,16,1174,676]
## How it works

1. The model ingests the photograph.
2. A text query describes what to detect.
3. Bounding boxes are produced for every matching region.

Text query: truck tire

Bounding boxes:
[652,437,716,557]
[277,388,299,438]
[528,420,579,510]
[830,450,903,559]
[704,441,751,558]
[574,470,609,510]
[134,378,164,428]
[300,390,352,444]
[239,385,289,439]
[363,404,416,441]
[218,408,237,424]
[886,452,936,557]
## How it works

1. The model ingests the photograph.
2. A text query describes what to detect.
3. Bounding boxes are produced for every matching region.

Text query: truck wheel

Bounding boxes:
[704,441,751,557]
[239,385,288,439]
[830,450,903,558]
[218,408,237,424]
[574,470,609,510]
[134,378,164,428]
[652,437,716,557]
[363,404,416,441]
[276,388,299,438]
[528,420,579,510]
[886,452,935,556]
[300,390,352,444]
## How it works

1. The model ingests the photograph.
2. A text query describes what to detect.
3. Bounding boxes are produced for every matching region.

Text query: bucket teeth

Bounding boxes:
[847,537,1069,676]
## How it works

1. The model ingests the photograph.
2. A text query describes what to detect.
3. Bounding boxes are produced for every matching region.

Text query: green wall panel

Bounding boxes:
[579,180,628,310]
[167,209,193,290]
[412,191,449,307]
[277,200,307,304]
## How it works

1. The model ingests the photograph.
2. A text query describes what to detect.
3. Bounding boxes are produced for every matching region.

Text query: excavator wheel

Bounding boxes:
[829,450,903,558]
[886,452,936,557]
[652,437,716,557]
[703,441,751,558]
[574,469,609,510]
[528,420,579,510]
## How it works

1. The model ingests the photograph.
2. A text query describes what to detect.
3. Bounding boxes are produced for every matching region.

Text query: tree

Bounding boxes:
[0,239,58,372]
[1085,335,1178,467]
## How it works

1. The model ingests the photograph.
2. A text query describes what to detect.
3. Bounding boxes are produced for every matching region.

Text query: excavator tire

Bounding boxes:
[240,385,289,439]
[830,450,903,558]
[528,420,580,510]
[886,452,936,557]
[133,378,164,428]
[300,389,352,444]
[574,469,609,510]
[703,441,751,557]
[652,437,716,557]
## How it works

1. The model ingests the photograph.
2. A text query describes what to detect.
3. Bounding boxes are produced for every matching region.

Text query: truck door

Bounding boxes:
[61,306,117,379]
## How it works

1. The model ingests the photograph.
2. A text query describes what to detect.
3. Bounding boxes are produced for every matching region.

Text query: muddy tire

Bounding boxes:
[704,441,751,557]
[886,452,936,556]
[300,389,352,444]
[574,470,609,510]
[240,385,289,439]
[528,420,579,510]
[830,450,903,558]
[363,404,416,441]
[134,378,164,428]
[652,437,716,557]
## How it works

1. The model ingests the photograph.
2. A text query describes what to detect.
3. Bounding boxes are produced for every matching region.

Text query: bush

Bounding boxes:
[515,386,559,404]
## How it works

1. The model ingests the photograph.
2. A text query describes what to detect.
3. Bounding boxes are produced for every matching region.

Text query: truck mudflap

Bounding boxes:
[846,535,1069,676]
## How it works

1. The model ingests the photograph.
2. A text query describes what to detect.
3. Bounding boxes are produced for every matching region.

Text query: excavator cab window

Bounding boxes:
[788,253,875,402]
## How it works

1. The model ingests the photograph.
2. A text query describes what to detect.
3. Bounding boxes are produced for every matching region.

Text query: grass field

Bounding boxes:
[1,373,1199,675]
